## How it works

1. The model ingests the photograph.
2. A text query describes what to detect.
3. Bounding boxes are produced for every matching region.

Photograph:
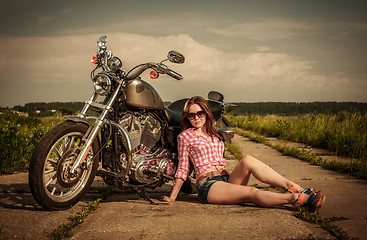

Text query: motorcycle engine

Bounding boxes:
[119,113,175,184]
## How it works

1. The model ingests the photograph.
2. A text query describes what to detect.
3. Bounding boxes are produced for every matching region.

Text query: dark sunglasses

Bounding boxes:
[188,110,206,120]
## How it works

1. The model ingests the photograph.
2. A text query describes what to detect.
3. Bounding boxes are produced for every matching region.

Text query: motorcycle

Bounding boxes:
[29,36,235,210]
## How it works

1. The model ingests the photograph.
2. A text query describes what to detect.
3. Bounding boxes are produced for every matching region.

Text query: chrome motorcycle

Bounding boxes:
[29,36,234,210]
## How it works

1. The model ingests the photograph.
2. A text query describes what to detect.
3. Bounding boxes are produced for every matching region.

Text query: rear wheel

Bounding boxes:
[29,121,99,210]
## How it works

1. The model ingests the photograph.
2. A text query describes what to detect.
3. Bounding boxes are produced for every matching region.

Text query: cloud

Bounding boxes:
[61,8,75,14]
[0,32,365,106]
[206,18,319,40]
[206,17,367,41]
[38,16,54,24]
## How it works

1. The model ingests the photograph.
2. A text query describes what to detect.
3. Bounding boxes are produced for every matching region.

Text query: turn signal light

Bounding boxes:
[91,56,98,64]
[150,70,159,79]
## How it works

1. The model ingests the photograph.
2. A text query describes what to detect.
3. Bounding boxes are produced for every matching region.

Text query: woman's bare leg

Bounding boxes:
[228,155,301,192]
[207,181,298,206]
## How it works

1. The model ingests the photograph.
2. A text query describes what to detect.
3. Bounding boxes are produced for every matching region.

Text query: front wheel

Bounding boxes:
[29,121,100,210]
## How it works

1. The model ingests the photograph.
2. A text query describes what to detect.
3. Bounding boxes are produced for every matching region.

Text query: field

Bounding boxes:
[227,112,367,163]
[1,108,367,177]
[0,112,62,174]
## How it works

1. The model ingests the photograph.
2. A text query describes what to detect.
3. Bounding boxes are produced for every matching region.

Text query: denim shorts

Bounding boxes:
[197,175,229,203]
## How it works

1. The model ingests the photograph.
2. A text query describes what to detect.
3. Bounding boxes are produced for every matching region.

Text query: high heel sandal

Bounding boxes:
[293,188,326,213]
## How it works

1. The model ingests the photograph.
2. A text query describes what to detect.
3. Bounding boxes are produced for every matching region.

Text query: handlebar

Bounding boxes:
[96,36,183,81]
[166,69,183,80]
[125,63,183,81]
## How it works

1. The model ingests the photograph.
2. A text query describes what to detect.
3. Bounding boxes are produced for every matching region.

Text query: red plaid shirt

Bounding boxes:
[175,128,226,181]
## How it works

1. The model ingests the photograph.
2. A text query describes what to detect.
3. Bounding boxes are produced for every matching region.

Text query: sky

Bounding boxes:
[0,0,366,107]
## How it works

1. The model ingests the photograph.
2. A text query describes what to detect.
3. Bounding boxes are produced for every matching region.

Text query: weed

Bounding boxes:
[51,198,102,240]
[227,113,367,164]
[234,127,367,180]
[224,142,243,160]
[293,209,353,240]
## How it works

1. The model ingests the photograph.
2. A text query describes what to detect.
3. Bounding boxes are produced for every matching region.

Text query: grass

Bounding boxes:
[234,127,367,179]
[224,142,243,160]
[0,112,63,174]
[51,198,102,240]
[50,185,122,239]
[293,209,354,240]
[227,112,367,163]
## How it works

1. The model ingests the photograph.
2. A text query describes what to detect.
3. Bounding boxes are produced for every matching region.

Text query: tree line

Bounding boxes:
[228,102,367,116]
[1,101,367,117]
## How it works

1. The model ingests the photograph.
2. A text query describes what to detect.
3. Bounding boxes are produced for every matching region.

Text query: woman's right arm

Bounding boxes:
[160,133,190,202]
[160,178,184,202]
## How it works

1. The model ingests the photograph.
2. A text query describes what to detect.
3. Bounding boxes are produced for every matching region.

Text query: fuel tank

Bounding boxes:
[125,78,164,110]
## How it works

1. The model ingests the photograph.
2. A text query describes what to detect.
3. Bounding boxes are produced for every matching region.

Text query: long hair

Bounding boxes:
[180,96,222,140]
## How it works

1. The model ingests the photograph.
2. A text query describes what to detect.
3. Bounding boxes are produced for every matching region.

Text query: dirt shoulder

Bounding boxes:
[1,134,366,239]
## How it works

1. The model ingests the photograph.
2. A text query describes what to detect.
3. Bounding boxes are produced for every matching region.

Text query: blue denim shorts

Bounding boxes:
[197,175,229,203]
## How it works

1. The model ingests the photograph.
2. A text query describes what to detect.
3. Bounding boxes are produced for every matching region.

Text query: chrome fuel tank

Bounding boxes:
[125,79,164,110]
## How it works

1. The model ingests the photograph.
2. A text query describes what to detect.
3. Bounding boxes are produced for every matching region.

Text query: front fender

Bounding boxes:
[64,115,101,160]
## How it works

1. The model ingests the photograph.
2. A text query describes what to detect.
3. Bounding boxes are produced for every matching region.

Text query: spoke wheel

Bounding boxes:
[29,121,99,210]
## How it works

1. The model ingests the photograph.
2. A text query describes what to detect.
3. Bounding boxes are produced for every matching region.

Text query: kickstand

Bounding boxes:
[134,188,158,205]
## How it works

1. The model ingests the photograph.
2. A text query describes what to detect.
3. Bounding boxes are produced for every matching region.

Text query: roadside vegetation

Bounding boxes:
[0,111,62,174]
[227,112,367,179]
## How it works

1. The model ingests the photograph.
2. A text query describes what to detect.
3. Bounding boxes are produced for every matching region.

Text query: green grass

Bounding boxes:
[51,198,102,240]
[0,112,62,174]
[224,142,243,160]
[234,127,367,179]
[293,209,353,240]
[227,112,367,162]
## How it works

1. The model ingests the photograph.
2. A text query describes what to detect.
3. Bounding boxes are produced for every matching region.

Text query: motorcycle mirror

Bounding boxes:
[208,91,224,102]
[167,50,185,64]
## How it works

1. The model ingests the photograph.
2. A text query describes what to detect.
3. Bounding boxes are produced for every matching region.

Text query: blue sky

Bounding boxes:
[1,0,366,107]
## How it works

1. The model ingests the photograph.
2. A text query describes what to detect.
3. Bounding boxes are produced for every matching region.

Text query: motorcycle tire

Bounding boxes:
[29,121,99,210]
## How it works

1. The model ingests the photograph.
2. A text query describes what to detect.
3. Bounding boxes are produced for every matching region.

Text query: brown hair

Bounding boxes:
[180,96,222,140]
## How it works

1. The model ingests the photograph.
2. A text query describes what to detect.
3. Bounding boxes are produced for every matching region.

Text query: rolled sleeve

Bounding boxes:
[175,134,190,181]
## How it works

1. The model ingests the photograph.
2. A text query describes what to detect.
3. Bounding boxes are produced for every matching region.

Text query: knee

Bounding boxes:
[240,155,256,167]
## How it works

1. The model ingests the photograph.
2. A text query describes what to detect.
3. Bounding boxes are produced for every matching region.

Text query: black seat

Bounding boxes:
[164,98,223,127]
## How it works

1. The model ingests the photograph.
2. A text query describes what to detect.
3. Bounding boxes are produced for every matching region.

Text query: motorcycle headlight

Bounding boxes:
[93,74,111,96]
[107,57,122,72]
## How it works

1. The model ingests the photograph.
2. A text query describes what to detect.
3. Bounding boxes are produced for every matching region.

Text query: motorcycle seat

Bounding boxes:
[164,98,223,127]
[164,99,187,126]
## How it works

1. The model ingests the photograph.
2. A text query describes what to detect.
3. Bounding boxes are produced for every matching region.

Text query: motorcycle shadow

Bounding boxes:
[0,186,45,211]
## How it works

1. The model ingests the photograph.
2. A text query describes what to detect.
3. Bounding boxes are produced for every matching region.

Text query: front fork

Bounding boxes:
[70,81,127,174]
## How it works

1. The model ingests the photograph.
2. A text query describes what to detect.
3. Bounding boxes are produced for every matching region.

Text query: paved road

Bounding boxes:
[0,134,366,239]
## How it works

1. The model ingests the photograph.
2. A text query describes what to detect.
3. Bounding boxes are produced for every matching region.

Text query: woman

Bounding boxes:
[160,96,325,212]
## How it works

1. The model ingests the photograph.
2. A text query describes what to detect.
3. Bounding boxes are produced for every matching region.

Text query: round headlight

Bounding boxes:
[107,57,122,72]
[93,74,111,96]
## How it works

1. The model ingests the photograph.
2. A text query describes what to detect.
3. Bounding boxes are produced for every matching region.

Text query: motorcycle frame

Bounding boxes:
[69,79,133,176]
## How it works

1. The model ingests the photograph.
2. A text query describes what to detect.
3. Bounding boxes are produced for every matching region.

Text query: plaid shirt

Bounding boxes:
[175,128,226,181]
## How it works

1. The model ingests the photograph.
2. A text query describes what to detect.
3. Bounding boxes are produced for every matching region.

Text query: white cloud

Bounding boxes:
[0,32,364,106]
[206,17,367,41]
[206,18,319,40]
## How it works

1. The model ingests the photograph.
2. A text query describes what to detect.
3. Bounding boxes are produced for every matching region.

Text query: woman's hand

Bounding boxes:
[159,178,184,203]
[160,195,175,202]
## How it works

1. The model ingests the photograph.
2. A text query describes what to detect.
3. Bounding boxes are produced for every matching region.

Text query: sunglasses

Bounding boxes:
[188,110,206,120]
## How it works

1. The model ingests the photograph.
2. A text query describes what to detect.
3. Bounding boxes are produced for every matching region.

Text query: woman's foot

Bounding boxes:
[293,188,326,213]
[287,184,304,194]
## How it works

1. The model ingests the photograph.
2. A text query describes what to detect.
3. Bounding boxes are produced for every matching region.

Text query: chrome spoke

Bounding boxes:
[65,136,74,151]
[44,169,55,175]
[47,157,58,164]
[51,187,56,196]
[45,173,56,187]
[54,147,62,160]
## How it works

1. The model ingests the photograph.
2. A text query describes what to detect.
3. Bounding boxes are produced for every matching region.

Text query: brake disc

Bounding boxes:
[56,149,84,188]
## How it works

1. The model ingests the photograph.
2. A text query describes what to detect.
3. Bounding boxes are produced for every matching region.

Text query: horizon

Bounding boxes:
[3,100,367,109]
